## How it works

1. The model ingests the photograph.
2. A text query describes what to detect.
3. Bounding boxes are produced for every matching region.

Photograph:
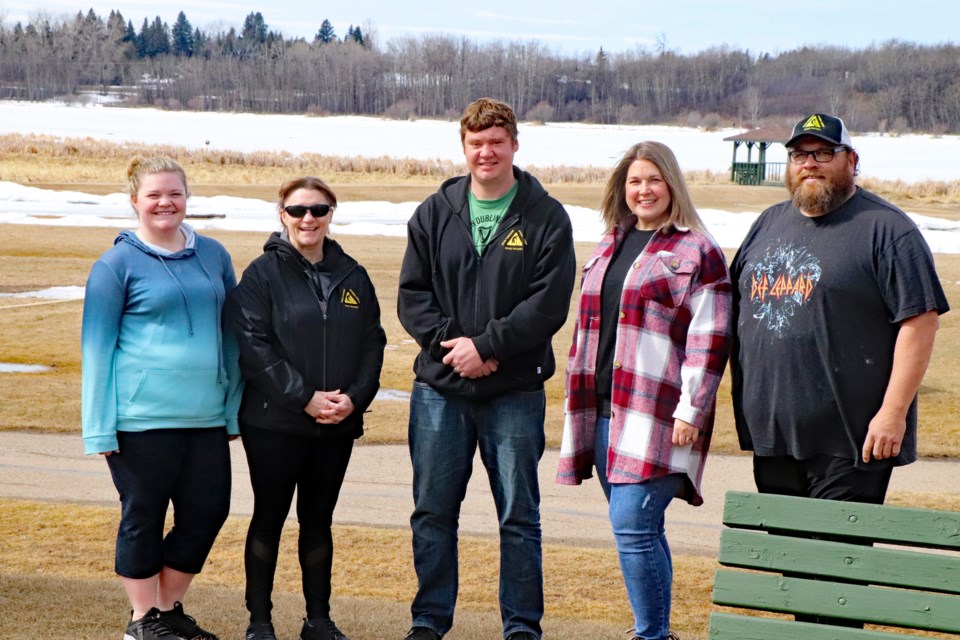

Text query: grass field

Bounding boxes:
[2,143,960,640]
[3,223,959,457]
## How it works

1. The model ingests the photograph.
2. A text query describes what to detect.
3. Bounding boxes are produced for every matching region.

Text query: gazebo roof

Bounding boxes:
[723,125,793,144]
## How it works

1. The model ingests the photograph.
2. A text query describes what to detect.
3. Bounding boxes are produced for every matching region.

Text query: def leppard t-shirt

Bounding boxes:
[730,188,949,468]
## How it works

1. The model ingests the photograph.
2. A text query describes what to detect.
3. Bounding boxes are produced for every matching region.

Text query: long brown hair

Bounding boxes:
[599,141,704,234]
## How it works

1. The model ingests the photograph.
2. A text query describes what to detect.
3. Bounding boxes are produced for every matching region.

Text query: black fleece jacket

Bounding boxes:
[398,167,576,400]
[227,233,386,438]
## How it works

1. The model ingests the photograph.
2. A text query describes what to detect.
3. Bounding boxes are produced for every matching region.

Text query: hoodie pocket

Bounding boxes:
[122,369,225,420]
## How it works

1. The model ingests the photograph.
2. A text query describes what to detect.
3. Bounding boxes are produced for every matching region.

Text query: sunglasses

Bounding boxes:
[283,204,333,218]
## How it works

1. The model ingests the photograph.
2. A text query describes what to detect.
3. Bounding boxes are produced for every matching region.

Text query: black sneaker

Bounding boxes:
[301,617,349,640]
[125,608,180,640]
[246,621,278,640]
[404,628,441,640]
[505,633,538,640]
[157,602,219,640]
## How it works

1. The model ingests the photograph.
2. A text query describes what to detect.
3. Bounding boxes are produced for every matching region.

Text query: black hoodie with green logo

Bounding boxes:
[398,167,576,400]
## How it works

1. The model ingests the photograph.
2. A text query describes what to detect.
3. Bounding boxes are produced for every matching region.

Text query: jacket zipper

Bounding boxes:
[309,265,357,434]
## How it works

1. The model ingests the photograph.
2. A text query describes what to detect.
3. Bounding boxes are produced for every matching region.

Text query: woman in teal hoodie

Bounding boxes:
[81,157,242,640]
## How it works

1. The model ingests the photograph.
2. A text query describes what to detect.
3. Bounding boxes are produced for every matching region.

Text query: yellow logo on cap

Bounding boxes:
[802,115,826,131]
[341,289,360,308]
[502,229,527,250]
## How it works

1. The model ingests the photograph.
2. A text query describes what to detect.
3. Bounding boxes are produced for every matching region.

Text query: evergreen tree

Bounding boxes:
[193,27,209,58]
[139,16,170,58]
[135,17,149,57]
[219,27,237,56]
[123,19,136,45]
[344,24,364,46]
[241,12,268,44]
[171,11,194,57]
[315,19,336,44]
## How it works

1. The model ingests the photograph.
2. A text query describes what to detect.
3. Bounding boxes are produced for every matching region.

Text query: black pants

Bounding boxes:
[106,427,231,579]
[753,454,893,627]
[241,425,354,623]
[753,454,892,504]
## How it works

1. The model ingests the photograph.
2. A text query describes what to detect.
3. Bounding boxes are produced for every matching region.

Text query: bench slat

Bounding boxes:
[719,529,960,594]
[713,570,960,632]
[723,491,960,549]
[707,612,924,639]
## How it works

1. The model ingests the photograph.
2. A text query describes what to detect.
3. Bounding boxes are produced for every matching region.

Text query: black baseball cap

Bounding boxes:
[786,113,853,148]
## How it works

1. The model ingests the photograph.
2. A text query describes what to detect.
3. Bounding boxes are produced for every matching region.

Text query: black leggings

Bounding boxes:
[241,425,354,623]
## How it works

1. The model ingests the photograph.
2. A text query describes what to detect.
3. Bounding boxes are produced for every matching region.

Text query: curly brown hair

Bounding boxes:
[459,97,518,143]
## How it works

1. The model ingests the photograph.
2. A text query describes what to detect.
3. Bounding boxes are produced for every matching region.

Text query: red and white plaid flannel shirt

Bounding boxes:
[556,223,732,505]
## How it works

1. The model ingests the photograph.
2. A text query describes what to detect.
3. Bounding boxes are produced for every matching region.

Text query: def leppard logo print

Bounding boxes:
[745,242,821,336]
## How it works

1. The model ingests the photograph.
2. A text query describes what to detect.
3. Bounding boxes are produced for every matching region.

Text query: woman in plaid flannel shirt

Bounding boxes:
[556,141,732,640]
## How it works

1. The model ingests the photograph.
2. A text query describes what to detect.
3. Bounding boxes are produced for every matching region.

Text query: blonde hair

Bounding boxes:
[599,141,704,234]
[127,156,190,198]
[460,97,518,143]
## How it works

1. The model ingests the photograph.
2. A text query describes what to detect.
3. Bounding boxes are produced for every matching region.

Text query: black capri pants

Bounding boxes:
[106,427,232,579]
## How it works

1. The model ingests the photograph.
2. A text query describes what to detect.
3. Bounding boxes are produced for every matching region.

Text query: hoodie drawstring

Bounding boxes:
[195,257,226,384]
[157,255,194,337]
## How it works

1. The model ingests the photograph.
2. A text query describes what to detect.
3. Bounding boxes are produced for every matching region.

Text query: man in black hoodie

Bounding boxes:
[398,98,576,640]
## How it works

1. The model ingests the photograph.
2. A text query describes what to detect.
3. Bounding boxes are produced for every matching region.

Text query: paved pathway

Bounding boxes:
[3,431,959,556]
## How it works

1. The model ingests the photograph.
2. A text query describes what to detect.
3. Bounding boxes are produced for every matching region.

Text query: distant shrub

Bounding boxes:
[700,112,723,131]
[383,99,417,121]
[617,105,642,124]
[525,101,554,125]
[891,116,910,136]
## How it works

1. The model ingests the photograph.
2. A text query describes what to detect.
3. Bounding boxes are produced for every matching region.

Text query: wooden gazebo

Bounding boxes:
[723,125,793,185]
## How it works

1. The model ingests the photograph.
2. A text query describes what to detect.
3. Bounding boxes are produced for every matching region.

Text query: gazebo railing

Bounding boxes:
[731,161,786,185]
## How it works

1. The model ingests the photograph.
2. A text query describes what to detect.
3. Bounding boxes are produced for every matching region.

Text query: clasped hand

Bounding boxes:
[305,390,355,424]
[440,337,499,378]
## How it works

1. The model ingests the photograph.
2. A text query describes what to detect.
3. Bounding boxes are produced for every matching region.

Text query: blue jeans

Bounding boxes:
[408,382,546,638]
[594,417,683,640]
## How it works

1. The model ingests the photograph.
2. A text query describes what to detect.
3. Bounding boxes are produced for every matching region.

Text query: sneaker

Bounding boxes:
[125,608,180,640]
[246,621,278,640]
[301,617,349,640]
[157,602,219,640]
[404,628,441,640]
[505,633,538,640]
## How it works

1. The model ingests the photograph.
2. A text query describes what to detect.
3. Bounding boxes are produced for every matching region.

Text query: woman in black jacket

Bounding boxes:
[227,176,386,640]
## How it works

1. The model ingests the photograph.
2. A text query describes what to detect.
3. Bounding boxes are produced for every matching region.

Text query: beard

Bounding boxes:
[786,168,856,216]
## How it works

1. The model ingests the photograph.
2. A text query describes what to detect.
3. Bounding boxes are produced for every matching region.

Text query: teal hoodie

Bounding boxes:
[81,228,242,455]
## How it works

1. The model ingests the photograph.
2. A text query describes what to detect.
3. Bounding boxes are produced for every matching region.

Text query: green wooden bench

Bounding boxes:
[708,490,960,639]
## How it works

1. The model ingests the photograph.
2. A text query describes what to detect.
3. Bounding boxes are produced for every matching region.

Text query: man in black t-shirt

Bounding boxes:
[730,113,949,504]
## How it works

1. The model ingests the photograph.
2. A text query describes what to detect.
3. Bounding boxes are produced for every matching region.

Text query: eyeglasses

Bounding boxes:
[788,146,848,164]
[283,204,333,218]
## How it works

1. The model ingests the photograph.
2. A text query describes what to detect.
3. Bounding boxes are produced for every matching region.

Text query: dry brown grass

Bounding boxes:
[2,225,959,457]
[3,148,960,639]
[0,498,715,639]
[6,133,960,208]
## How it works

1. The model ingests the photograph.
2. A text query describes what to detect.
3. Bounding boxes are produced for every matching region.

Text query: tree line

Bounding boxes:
[2,8,959,134]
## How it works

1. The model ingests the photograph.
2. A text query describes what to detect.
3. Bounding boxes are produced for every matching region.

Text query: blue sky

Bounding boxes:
[3,1,958,56]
